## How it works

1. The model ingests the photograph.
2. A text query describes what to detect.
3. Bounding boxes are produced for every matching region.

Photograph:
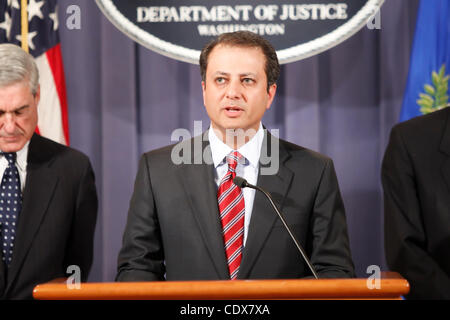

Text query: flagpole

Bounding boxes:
[21,0,28,52]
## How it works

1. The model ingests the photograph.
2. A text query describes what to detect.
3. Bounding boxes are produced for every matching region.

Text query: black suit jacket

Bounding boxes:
[382,107,450,299]
[117,130,355,281]
[0,134,98,299]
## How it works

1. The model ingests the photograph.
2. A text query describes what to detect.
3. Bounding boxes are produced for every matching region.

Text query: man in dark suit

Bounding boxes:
[117,31,354,281]
[0,44,98,299]
[382,107,450,299]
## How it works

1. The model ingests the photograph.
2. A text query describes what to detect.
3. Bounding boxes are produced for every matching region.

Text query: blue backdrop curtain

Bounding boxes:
[57,0,419,281]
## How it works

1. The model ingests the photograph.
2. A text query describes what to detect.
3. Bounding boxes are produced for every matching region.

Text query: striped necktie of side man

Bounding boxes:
[217,151,245,280]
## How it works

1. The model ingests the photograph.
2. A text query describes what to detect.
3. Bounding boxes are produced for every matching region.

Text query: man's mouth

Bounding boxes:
[224,105,243,112]
[0,135,20,142]
[223,105,244,118]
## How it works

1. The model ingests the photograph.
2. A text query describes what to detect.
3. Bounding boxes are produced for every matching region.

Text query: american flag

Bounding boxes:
[0,0,69,145]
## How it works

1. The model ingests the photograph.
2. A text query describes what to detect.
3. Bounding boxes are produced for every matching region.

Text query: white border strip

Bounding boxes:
[95,0,385,65]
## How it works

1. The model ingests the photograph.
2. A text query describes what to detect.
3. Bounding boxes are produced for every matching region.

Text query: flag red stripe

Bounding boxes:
[45,44,70,145]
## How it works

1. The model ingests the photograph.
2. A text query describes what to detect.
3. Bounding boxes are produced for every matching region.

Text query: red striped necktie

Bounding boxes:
[217,151,245,280]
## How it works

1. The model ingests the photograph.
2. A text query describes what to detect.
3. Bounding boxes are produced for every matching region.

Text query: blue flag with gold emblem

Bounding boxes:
[400,0,450,122]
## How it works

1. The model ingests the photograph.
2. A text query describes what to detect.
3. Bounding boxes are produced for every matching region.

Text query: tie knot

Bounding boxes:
[2,152,17,165]
[226,151,242,170]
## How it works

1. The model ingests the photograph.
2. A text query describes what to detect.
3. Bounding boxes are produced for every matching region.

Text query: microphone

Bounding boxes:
[233,176,319,279]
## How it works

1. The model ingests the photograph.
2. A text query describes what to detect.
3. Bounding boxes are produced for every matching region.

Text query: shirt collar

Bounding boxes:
[0,140,29,171]
[209,123,264,169]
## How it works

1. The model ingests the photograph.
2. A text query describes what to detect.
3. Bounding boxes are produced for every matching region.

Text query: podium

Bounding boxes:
[33,272,409,300]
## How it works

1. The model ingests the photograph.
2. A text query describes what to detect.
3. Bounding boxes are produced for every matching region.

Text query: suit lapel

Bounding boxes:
[6,134,58,288]
[239,131,293,278]
[440,110,450,193]
[176,132,229,279]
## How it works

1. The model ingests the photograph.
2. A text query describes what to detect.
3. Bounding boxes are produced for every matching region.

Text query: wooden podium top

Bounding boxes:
[33,272,409,300]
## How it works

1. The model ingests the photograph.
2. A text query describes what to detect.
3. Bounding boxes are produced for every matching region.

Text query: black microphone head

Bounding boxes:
[233,176,247,188]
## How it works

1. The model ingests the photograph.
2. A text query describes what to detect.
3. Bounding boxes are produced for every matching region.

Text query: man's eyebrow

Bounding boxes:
[0,105,29,113]
[213,71,229,76]
[239,72,257,77]
[15,105,29,112]
[212,72,257,77]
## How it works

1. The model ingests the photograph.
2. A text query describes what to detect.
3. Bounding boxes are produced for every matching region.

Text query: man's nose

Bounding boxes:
[225,79,242,100]
[3,114,17,133]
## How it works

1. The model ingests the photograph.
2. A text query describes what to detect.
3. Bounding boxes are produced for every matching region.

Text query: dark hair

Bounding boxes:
[199,31,280,91]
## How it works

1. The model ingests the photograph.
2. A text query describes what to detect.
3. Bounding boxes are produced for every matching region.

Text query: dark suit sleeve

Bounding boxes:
[309,158,355,278]
[382,126,450,299]
[116,154,165,281]
[64,158,98,282]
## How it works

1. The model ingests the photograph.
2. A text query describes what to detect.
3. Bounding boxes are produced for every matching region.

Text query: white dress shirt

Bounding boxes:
[0,141,29,193]
[209,123,265,246]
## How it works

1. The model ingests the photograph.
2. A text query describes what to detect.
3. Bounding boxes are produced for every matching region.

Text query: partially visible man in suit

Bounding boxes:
[382,107,450,299]
[0,43,98,299]
[117,31,354,281]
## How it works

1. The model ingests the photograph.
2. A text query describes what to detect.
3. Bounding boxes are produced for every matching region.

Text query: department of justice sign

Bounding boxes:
[95,0,384,64]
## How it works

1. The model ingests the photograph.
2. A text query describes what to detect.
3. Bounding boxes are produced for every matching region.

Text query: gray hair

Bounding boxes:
[0,43,39,96]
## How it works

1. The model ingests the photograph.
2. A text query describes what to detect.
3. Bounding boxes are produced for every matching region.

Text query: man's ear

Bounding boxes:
[266,83,277,110]
[34,84,41,105]
[202,81,206,106]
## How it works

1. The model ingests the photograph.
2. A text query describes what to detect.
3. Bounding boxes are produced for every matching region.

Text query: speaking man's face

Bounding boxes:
[0,80,39,153]
[202,44,276,142]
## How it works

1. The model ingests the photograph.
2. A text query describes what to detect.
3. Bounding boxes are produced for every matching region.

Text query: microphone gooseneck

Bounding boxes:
[232,176,248,188]
[233,176,319,279]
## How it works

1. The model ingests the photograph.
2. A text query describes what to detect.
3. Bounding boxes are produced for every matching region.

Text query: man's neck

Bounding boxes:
[212,126,259,150]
